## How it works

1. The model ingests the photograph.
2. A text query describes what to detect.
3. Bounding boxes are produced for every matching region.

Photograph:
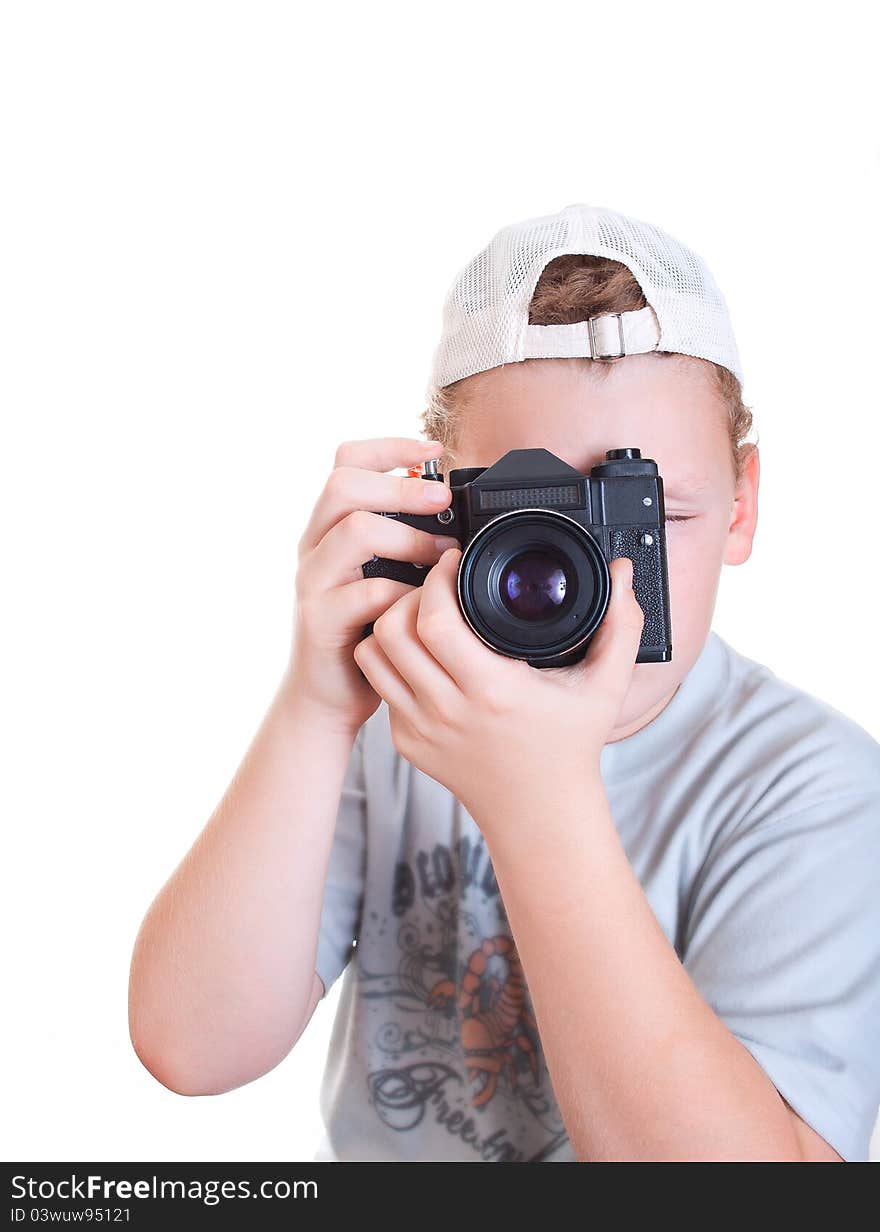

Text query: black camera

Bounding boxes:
[361,447,672,668]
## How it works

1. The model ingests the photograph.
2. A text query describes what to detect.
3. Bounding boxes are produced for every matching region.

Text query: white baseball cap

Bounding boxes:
[426,203,744,404]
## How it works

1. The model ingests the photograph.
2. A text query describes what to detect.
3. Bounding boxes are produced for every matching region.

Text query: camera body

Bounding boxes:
[362,447,672,668]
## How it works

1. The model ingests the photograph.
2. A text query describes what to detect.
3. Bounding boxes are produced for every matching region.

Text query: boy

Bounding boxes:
[129,204,880,1162]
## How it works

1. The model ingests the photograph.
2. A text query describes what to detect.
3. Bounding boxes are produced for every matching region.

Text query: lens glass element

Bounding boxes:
[498,549,570,622]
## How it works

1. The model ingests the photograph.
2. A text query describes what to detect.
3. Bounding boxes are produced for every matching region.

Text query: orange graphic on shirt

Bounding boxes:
[428,934,540,1107]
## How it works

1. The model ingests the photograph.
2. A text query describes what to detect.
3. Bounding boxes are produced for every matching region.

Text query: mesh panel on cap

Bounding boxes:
[426,204,743,402]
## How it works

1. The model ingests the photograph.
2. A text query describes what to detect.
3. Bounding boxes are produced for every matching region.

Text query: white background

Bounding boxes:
[2,0,878,1163]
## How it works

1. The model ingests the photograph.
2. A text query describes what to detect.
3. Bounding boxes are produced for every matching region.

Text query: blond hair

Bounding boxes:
[422,254,756,481]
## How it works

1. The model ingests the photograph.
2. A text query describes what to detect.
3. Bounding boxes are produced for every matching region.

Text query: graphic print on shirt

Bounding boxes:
[426,934,539,1108]
[357,830,571,1162]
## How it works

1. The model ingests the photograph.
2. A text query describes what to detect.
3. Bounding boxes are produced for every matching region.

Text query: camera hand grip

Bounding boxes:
[608,527,671,663]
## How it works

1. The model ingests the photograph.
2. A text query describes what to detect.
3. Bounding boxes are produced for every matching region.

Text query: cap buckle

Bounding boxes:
[587,313,626,361]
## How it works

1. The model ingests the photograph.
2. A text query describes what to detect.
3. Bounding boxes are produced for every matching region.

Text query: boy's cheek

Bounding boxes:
[665,536,724,656]
[665,519,725,597]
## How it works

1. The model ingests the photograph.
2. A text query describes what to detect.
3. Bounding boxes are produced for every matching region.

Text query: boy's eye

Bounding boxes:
[665,515,696,523]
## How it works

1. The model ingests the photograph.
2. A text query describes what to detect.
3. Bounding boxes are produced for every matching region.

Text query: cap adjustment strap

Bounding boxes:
[522,304,661,363]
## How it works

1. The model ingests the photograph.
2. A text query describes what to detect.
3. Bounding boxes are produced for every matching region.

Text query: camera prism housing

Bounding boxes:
[361,447,672,668]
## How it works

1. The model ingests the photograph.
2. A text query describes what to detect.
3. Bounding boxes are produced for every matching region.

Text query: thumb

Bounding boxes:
[580,555,645,701]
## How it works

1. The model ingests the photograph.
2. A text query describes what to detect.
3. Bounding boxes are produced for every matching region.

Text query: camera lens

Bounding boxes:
[499,550,569,621]
[457,509,611,665]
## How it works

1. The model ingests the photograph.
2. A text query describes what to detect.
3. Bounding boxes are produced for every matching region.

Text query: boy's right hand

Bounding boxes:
[285,437,459,734]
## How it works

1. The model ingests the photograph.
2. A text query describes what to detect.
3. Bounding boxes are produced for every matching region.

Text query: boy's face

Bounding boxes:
[446,354,759,742]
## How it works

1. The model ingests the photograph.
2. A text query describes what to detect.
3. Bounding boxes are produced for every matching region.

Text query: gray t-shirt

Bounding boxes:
[311,630,880,1162]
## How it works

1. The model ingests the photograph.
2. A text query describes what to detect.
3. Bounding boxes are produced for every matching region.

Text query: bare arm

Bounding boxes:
[128,683,355,1096]
[481,775,828,1161]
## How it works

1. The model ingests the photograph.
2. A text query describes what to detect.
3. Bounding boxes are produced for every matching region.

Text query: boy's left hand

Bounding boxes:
[352,547,645,829]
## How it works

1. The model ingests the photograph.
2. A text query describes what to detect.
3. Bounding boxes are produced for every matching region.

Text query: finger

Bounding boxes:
[318,576,417,637]
[580,556,644,697]
[353,632,419,719]
[371,587,461,709]
[298,509,459,593]
[414,548,500,689]
[333,437,444,472]
[299,465,452,555]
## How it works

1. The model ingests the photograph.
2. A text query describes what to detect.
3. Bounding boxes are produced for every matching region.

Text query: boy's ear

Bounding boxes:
[723,444,760,566]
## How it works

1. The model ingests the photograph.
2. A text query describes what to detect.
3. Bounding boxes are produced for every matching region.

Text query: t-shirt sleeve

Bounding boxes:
[681,790,880,1162]
[314,722,367,998]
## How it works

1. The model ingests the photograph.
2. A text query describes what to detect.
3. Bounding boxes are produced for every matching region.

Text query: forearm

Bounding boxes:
[128,674,358,1095]
[479,774,804,1162]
